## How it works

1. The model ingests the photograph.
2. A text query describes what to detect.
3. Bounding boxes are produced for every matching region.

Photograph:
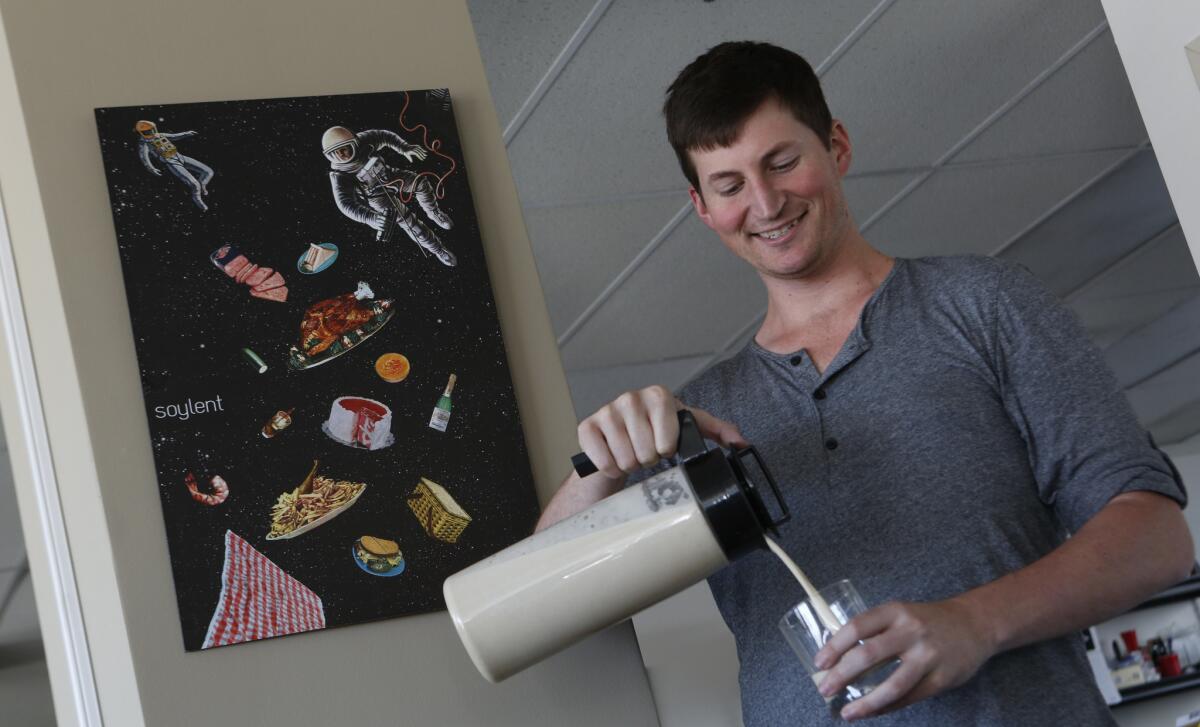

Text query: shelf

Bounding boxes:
[1113,670,1200,707]
[1098,575,1200,707]
[1132,575,1200,611]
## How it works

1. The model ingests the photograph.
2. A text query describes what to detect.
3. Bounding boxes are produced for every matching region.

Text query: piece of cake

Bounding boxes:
[302,243,336,273]
[322,396,393,450]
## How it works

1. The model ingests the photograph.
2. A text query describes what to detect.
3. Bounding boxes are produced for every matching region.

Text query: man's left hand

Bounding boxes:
[813,598,996,721]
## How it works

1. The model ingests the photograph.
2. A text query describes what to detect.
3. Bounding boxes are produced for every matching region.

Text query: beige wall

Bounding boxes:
[0,1,658,725]
[1102,6,1200,723]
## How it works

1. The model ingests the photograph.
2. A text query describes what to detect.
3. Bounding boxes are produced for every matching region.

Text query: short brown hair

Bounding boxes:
[664,41,833,191]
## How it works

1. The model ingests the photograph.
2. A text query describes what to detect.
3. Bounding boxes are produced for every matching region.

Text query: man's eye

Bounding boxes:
[717,183,742,197]
[771,158,798,172]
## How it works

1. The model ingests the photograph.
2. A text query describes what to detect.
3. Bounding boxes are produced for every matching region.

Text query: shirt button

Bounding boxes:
[790,355,803,366]
[825,438,839,450]
[813,389,826,400]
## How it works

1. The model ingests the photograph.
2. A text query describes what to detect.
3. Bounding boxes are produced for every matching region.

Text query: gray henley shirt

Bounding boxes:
[680,255,1186,726]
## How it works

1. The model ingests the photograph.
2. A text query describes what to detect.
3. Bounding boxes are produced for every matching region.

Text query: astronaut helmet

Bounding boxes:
[135,120,158,139]
[322,126,359,166]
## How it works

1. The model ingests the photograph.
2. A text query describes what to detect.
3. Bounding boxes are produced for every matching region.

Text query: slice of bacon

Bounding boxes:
[223,255,249,278]
[254,271,285,292]
[250,286,288,302]
[236,263,258,285]
[245,266,273,288]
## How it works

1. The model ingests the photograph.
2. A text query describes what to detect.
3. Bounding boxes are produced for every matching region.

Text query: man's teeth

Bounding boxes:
[757,218,799,240]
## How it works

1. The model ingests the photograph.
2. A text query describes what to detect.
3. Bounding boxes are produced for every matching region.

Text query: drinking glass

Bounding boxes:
[779,579,901,721]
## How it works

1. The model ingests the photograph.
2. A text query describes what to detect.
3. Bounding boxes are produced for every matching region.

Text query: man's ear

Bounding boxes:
[830,120,853,177]
[689,186,715,230]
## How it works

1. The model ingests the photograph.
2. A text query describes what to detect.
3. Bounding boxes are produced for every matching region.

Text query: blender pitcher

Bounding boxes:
[443,410,789,682]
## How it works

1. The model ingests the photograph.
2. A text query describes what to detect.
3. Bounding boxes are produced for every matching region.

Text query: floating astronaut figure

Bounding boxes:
[322,126,457,267]
[135,120,214,211]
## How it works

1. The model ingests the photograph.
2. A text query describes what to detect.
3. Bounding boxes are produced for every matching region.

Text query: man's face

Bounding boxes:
[687,100,853,281]
[332,143,356,163]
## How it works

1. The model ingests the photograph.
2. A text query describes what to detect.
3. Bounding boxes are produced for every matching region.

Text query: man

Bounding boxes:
[321,125,457,266]
[135,120,214,211]
[537,42,1193,725]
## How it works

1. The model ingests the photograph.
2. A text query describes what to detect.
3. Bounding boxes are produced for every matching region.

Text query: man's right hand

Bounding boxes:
[577,385,748,479]
[536,386,746,531]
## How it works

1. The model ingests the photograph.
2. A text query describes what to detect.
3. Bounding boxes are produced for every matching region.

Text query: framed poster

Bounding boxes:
[94,90,541,651]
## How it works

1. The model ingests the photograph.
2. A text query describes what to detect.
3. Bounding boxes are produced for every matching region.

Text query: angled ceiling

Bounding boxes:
[468,0,1200,445]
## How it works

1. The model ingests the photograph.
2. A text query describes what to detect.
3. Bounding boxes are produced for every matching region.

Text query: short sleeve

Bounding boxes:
[992,262,1186,533]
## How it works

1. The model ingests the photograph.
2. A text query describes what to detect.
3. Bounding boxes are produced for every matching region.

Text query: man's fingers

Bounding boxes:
[619,395,660,467]
[595,405,641,473]
[819,631,907,697]
[836,660,927,722]
[690,406,748,449]
[818,605,897,666]
[576,387,750,479]
[577,420,619,478]
[640,387,679,458]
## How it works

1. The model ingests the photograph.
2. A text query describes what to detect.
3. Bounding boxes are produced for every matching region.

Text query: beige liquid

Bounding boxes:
[767,536,848,706]
[765,535,841,634]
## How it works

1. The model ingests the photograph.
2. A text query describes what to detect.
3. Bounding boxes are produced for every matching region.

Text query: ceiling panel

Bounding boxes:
[506,0,881,206]
[1002,150,1179,296]
[1068,226,1200,348]
[843,171,922,227]
[524,193,689,334]
[0,451,25,571]
[865,149,1126,259]
[466,0,599,129]
[566,354,712,419]
[952,30,1146,164]
[1145,397,1200,447]
[0,569,17,613]
[1125,352,1200,445]
[822,0,1107,174]
[0,576,40,645]
[1105,296,1200,389]
[559,215,766,370]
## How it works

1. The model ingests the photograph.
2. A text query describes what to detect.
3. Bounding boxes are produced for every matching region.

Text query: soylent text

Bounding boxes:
[154,396,225,422]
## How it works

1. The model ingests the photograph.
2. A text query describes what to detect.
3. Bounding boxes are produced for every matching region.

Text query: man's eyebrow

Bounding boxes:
[706,169,742,184]
[704,142,802,184]
[762,141,799,159]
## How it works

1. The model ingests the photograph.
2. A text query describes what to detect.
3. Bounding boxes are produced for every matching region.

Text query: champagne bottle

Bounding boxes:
[429,373,456,432]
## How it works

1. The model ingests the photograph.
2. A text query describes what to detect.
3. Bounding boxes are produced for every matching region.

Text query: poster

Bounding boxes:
[94,90,541,651]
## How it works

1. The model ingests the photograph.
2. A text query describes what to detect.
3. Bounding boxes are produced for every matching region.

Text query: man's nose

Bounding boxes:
[748,179,784,220]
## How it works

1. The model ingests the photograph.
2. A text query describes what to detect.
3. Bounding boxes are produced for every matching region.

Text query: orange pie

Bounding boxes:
[375,353,410,383]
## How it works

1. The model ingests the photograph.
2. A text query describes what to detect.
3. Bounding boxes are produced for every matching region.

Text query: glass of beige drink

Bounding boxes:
[779,579,901,721]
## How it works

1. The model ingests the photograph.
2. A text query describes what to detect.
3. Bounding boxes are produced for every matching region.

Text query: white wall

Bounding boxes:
[0,2,658,725]
[1101,0,1200,269]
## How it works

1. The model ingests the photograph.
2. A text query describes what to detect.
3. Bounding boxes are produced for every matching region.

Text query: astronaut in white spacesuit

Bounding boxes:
[135,120,214,211]
[322,125,457,267]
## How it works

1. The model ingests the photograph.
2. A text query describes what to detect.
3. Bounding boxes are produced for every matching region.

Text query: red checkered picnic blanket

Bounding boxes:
[202,530,325,649]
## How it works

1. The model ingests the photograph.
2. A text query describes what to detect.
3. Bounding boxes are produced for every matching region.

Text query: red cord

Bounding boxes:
[392,90,457,204]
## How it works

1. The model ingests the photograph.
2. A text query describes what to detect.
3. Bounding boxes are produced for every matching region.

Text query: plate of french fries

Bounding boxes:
[266,460,367,541]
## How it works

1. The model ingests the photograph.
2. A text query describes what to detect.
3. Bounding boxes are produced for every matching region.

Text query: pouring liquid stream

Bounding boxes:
[765,535,841,635]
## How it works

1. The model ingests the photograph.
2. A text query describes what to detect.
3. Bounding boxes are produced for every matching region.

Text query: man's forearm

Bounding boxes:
[535,470,627,532]
[956,490,1194,655]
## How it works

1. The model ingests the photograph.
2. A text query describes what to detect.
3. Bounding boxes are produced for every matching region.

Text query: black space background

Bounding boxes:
[94,91,541,652]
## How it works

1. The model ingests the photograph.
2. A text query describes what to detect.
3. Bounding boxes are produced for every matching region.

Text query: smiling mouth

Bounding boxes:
[752,212,805,241]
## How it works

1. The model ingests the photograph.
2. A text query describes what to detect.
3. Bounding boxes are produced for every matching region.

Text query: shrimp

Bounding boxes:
[186,471,229,506]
